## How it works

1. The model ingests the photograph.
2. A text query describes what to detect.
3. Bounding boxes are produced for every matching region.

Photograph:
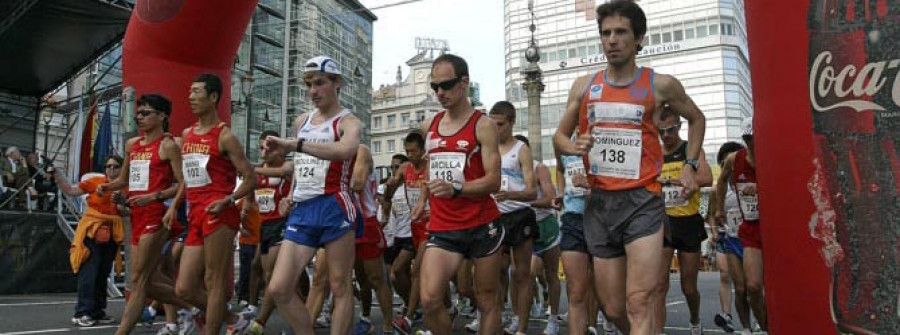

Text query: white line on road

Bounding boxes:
[666,300,686,306]
[0,299,123,307]
[664,326,727,333]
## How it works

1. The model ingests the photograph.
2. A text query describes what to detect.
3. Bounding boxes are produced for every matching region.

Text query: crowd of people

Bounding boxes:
[55,1,770,334]
[0,146,58,210]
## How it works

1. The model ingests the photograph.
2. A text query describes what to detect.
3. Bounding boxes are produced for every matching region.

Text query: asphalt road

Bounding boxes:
[0,272,758,334]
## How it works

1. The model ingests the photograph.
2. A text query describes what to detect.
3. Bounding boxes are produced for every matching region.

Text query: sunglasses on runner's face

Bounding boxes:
[135,109,159,117]
[658,123,681,135]
[105,164,121,169]
[430,77,461,92]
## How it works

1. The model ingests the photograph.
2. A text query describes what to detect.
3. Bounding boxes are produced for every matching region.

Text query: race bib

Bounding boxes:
[500,175,510,192]
[663,185,689,208]
[737,182,759,221]
[255,189,276,213]
[293,153,329,191]
[392,201,410,215]
[588,126,642,180]
[406,187,429,213]
[129,160,150,192]
[183,153,211,188]
[726,208,743,237]
[564,161,588,196]
[429,152,465,184]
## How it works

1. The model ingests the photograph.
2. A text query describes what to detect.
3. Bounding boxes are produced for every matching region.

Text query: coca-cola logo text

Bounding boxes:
[809,51,900,112]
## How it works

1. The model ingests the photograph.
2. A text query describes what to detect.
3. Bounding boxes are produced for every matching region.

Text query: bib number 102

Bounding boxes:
[597,149,626,163]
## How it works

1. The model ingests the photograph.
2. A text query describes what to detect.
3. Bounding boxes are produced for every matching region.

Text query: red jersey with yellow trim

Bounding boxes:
[128,134,174,197]
[425,110,499,232]
[182,122,236,202]
[404,162,429,218]
[732,148,760,223]
[578,67,663,192]
[256,161,291,223]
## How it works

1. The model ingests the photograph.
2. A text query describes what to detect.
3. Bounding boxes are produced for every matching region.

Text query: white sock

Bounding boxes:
[147,306,157,317]
[166,323,177,330]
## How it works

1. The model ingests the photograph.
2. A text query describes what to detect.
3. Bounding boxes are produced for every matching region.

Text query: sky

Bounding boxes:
[358,0,506,105]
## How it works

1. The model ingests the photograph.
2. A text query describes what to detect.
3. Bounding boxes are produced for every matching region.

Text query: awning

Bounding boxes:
[0,0,131,97]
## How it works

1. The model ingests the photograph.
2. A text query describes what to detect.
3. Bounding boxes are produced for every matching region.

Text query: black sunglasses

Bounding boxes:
[135,109,160,117]
[430,77,462,92]
[105,164,121,169]
[657,123,681,135]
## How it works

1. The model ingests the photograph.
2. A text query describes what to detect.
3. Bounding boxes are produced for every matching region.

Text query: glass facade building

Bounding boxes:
[505,0,752,165]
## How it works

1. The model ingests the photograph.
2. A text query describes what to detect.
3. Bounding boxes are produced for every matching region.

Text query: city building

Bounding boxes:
[371,47,483,180]
[504,0,752,165]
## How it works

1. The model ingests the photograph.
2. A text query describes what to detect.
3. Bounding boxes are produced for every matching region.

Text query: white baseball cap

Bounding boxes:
[741,117,753,137]
[304,56,342,76]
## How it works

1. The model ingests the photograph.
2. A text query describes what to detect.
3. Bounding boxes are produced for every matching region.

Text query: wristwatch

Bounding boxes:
[684,158,699,171]
[451,182,463,198]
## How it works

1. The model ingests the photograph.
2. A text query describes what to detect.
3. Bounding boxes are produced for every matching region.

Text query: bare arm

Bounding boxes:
[256,162,292,178]
[463,117,501,196]
[350,145,372,193]
[268,114,361,162]
[52,169,84,197]
[531,163,555,208]
[384,162,408,199]
[656,73,706,195]
[714,153,736,217]
[553,75,592,157]
[696,148,713,187]
[160,138,185,209]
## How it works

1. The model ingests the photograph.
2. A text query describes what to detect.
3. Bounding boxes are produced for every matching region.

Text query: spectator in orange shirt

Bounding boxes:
[53,156,125,327]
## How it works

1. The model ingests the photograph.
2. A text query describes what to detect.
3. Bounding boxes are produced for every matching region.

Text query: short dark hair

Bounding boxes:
[137,93,172,115]
[514,134,530,147]
[259,130,280,141]
[489,101,517,122]
[717,141,745,165]
[392,154,409,163]
[659,104,678,122]
[432,53,469,79]
[404,131,425,149]
[596,0,647,52]
[193,73,223,106]
[106,155,124,166]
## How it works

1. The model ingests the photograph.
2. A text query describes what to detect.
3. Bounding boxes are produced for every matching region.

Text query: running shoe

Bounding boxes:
[245,320,265,335]
[76,315,97,327]
[225,311,253,335]
[392,315,412,335]
[690,322,704,335]
[464,313,480,333]
[156,325,178,335]
[96,314,116,325]
[315,314,331,328]
[355,318,375,335]
[543,320,559,335]
[503,316,519,335]
[714,313,735,333]
[177,309,195,335]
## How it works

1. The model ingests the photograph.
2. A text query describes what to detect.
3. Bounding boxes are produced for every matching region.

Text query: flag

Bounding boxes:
[92,103,113,173]
[79,96,97,174]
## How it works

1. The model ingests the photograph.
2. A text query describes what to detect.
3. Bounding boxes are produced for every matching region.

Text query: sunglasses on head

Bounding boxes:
[657,123,681,135]
[430,77,462,92]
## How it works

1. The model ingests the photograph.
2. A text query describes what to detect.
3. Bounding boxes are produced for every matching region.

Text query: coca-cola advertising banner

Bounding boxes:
[745,0,899,333]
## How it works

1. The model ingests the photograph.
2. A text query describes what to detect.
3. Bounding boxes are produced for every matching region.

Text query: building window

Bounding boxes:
[662,32,672,43]
[416,110,425,122]
[673,30,684,41]
[697,25,708,38]
[373,141,381,153]
[709,24,719,35]
[685,28,695,39]
[401,112,410,126]
[650,33,661,45]
[387,115,396,128]
[387,139,395,153]
[373,116,382,129]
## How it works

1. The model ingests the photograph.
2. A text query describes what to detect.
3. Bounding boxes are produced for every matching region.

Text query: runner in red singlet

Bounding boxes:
[715,118,767,331]
[99,94,193,335]
[174,74,258,335]
[262,56,362,335]
[554,2,706,333]
[414,54,504,335]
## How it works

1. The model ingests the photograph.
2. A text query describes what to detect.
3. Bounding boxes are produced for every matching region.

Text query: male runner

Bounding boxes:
[553,1,706,333]
[386,153,415,324]
[99,94,193,335]
[414,53,504,335]
[246,131,294,334]
[654,107,712,334]
[715,118,766,331]
[262,56,362,335]
[488,101,537,335]
[174,74,258,335]
[351,144,395,335]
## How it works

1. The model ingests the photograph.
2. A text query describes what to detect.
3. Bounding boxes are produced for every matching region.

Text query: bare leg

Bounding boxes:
[407,243,427,319]
[201,227,240,334]
[727,253,751,329]
[472,251,504,335]
[116,229,183,334]
[622,226,664,335]
[268,241,317,333]
[593,257,628,333]
[306,248,330,320]
[323,232,357,335]
[256,244,280,326]
[390,249,414,309]
[419,247,465,335]
[541,247,561,318]
[363,257,394,332]
[743,247,767,330]
[249,246,262,306]
[715,251,733,316]
[654,246,674,332]
[678,251,702,325]
[561,250,591,335]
